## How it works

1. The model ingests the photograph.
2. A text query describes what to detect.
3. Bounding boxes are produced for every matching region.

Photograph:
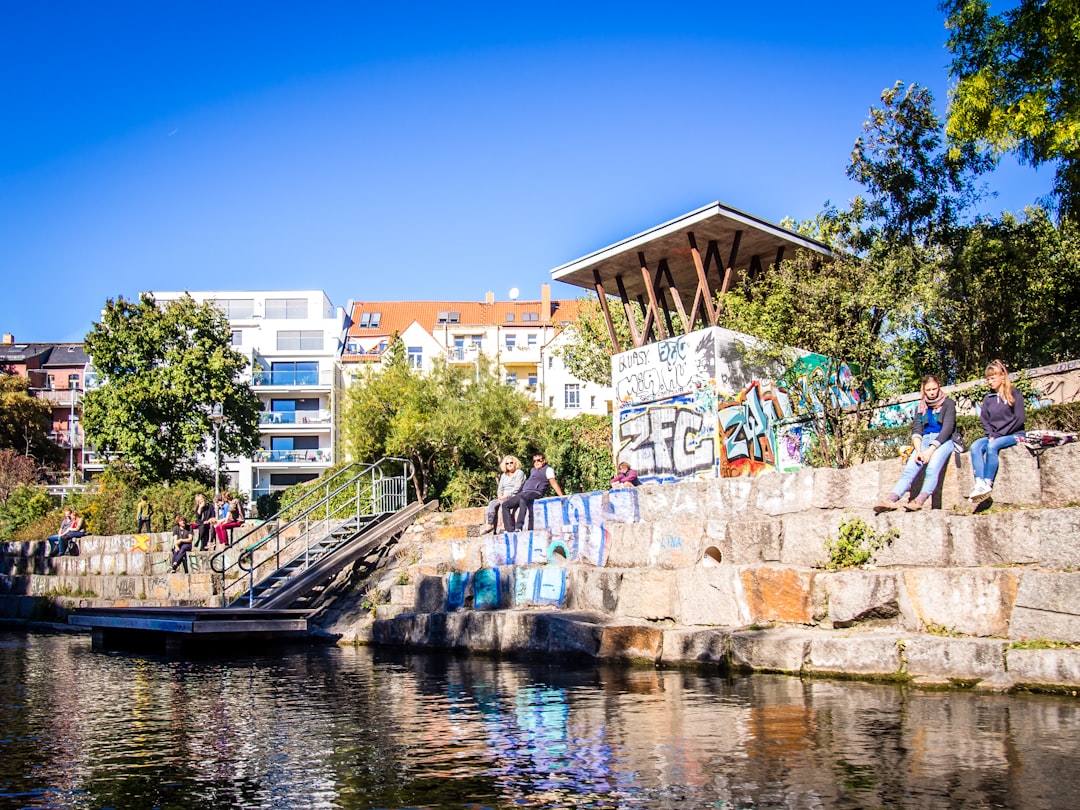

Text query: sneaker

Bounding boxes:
[903,496,927,512]
[873,498,901,513]
[970,482,993,503]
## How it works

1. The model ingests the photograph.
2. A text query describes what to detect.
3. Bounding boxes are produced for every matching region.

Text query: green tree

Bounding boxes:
[0,374,55,462]
[83,293,260,484]
[554,297,650,387]
[943,0,1080,216]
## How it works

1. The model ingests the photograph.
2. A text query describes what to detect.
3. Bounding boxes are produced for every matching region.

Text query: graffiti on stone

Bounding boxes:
[616,394,717,480]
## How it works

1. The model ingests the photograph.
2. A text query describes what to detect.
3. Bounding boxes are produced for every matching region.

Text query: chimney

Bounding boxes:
[541,284,551,323]
[1,334,13,345]
[485,291,495,304]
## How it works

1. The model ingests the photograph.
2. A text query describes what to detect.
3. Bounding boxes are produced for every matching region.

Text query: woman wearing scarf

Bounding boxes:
[968,359,1025,503]
[875,375,957,512]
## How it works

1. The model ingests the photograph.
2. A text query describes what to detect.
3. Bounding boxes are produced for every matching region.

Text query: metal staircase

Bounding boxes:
[210,457,417,608]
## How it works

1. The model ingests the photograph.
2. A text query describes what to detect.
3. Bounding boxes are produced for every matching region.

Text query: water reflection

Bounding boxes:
[1,631,1078,808]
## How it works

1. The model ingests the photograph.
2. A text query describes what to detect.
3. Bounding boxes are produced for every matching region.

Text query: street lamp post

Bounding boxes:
[68,388,79,487]
[210,403,224,500]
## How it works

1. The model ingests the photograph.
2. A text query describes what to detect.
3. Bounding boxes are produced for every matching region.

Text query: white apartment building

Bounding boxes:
[340,284,614,418]
[154,290,346,502]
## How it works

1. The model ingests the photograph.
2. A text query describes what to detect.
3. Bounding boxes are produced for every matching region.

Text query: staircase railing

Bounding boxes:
[210,457,413,607]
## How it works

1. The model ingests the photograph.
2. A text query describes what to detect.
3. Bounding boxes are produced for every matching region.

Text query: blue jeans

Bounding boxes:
[970,433,1022,483]
[891,433,954,500]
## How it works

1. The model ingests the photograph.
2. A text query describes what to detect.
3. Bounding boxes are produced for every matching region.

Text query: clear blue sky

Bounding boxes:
[0,1,1050,343]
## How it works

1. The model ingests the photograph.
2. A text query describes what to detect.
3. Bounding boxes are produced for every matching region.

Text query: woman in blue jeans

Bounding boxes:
[875,375,957,512]
[969,359,1025,503]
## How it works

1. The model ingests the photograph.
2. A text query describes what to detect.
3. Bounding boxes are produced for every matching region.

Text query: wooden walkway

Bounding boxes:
[69,606,311,654]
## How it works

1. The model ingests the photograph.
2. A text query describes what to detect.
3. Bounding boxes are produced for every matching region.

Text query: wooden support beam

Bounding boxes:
[637,295,658,343]
[773,246,785,270]
[720,231,742,295]
[638,251,668,341]
[686,232,718,329]
[748,254,764,284]
[660,259,690,334]
[592,269,621,353]
[614,274,643,348]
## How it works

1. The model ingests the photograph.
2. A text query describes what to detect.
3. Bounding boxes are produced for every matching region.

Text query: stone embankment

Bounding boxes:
[316,443,1080,694]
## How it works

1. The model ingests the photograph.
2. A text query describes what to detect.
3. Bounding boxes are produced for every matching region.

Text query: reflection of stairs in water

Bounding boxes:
[211,458,425,609]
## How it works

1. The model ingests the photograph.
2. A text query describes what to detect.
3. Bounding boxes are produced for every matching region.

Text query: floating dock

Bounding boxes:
[69,607,311,654]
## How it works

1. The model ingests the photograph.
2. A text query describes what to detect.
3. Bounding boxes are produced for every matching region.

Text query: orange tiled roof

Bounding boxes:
[346,299,583,339]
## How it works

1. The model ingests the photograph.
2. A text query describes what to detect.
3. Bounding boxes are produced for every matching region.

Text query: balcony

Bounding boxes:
[252,449,333,464]
[447,346,481,363]
[258,410,332,426]
[251,369,333,387]
[32,388,81,407]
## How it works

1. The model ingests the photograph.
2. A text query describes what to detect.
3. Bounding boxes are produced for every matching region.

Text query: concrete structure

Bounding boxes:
[341,285,614,418]
[153,290,346,501]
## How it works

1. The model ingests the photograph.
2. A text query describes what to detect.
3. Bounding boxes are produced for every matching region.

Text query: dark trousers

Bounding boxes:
[501,491,544,532]
[171,543,192,573]
[196,523,213,550]
[138,518,151,533]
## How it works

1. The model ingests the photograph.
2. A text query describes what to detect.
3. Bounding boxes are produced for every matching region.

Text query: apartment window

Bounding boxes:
[46,374,56,390]
[436,311,460,324]
[407,347,423,369]
[270,361,319,385]
[358,311,382,328]
[548,396,555,407]
[230,329,243,346]
[527,334,537,347]
[564,384,580,409]
[505,313,515,322]
[216,298,254,319]
[527,373,537,388]
[505,334,516,349]
[548,356,554,369]
[266,298,309,319]
[276,330,324,350]
[522,312,539,322]
[271,436,319,451]
[506,372,517,386]
[68,374,80,390]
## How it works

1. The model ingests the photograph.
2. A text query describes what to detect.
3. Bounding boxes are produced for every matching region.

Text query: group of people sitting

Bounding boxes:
[482,453,640,534]
[45,508,87,557]
[170,491,246,573]
[875,359,1026,512]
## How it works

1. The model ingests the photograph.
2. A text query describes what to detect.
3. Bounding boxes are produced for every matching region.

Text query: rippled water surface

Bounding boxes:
[2,631,1079,809]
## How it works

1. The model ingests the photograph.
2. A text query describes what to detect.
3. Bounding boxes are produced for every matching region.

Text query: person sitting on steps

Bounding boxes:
[170,515,194,573]
[482,455,524,534]
[875,374,957,513]
[968,359,1026,503]
[501,452,564,533]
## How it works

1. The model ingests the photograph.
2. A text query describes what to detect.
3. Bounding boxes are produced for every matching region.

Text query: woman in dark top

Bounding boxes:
[875,375,957,512]
[192,493,215,550]
[968,359,1026,503]
[170,515,193,573]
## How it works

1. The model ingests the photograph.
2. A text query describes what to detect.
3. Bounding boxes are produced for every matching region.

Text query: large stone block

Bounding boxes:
[903,636,1005,680]
[413,575,447,613]
[805,634,903,676]
[598,624,664,662]
[639,479,708,522]
[604,522,653,568]
[777,511,835,567]
[1005,648,1080,689]
[872,511,950,567]
[649,519,705,568]
[706,517,781,565]
[1010,571,1080,642]
[812,464,887,511]
[819,570,905,628]
[616,569,680,622]
[754,468,815,516]
[703,476,756,518]
[903,569,1018,637]
[565,568,622,613]
[1039,443,1080,508]
[947,511,1041,567]
[989,445,1042,507]
[740,567,815,624]
[729,628,812,673]
[674,566,751,626]
[659,627,730,666]
[1037,509,1080,570]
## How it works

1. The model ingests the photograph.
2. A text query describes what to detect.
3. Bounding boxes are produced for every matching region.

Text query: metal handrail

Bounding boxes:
[209,457,413,607]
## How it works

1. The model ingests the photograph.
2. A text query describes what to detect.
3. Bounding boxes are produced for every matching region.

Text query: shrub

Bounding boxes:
[820,516,898,570]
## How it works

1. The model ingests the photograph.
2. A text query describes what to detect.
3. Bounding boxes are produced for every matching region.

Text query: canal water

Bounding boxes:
[2,631,1079,809]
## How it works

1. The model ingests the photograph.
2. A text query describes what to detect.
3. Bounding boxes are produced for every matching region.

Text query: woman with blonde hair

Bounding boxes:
[969,359,1026,502]
[482,455,525,534]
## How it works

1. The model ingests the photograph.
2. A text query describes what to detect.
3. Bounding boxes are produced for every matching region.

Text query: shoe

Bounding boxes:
[970,481,993,503]
[480,526,494,535]
[903,497,927,512]
[873,499,900,513]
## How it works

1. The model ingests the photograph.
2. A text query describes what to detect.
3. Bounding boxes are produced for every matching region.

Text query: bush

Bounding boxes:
[0,485,57,541]
[820,517,898,570]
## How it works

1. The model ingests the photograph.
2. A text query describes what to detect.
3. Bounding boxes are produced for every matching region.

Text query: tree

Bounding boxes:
[0,374,55,462]
[943,0,1080,217]
[554,297,645,387]
[83,293,261,483]
[0,448,38,503]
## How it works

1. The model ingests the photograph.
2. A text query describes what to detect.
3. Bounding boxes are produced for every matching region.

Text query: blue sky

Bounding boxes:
[0,1,1050,343]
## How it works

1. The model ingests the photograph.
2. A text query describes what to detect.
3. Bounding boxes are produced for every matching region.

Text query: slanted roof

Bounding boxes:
[549,201,832,348]
[345,299,583,341]
[41,344,90,368]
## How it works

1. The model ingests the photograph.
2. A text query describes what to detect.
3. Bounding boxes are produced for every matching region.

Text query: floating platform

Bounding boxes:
[69,606,311,654]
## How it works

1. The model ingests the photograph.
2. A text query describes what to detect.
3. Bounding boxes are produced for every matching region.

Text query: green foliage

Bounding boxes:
[0,374,58,465]
[554,296,661,387]
[944,0,1080,217]
[0,484,56,542]
[83,293,261,484]
[536,413,616,496]
[1008,638,1080,651]
[0,448,40,503]
[256,491,282,520]
[821,517,899,570]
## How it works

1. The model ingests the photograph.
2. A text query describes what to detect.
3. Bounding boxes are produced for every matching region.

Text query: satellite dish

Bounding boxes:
[508,288,519,300]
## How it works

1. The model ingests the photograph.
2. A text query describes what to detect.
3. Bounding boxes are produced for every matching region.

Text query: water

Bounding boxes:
[1,631,1079,809]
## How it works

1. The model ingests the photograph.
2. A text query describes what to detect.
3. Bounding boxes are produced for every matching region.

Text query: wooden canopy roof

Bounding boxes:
[549,201,832,349]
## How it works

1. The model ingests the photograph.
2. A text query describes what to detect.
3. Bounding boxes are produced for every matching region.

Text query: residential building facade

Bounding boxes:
[341,284,614,418]
[153,291,346,502]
